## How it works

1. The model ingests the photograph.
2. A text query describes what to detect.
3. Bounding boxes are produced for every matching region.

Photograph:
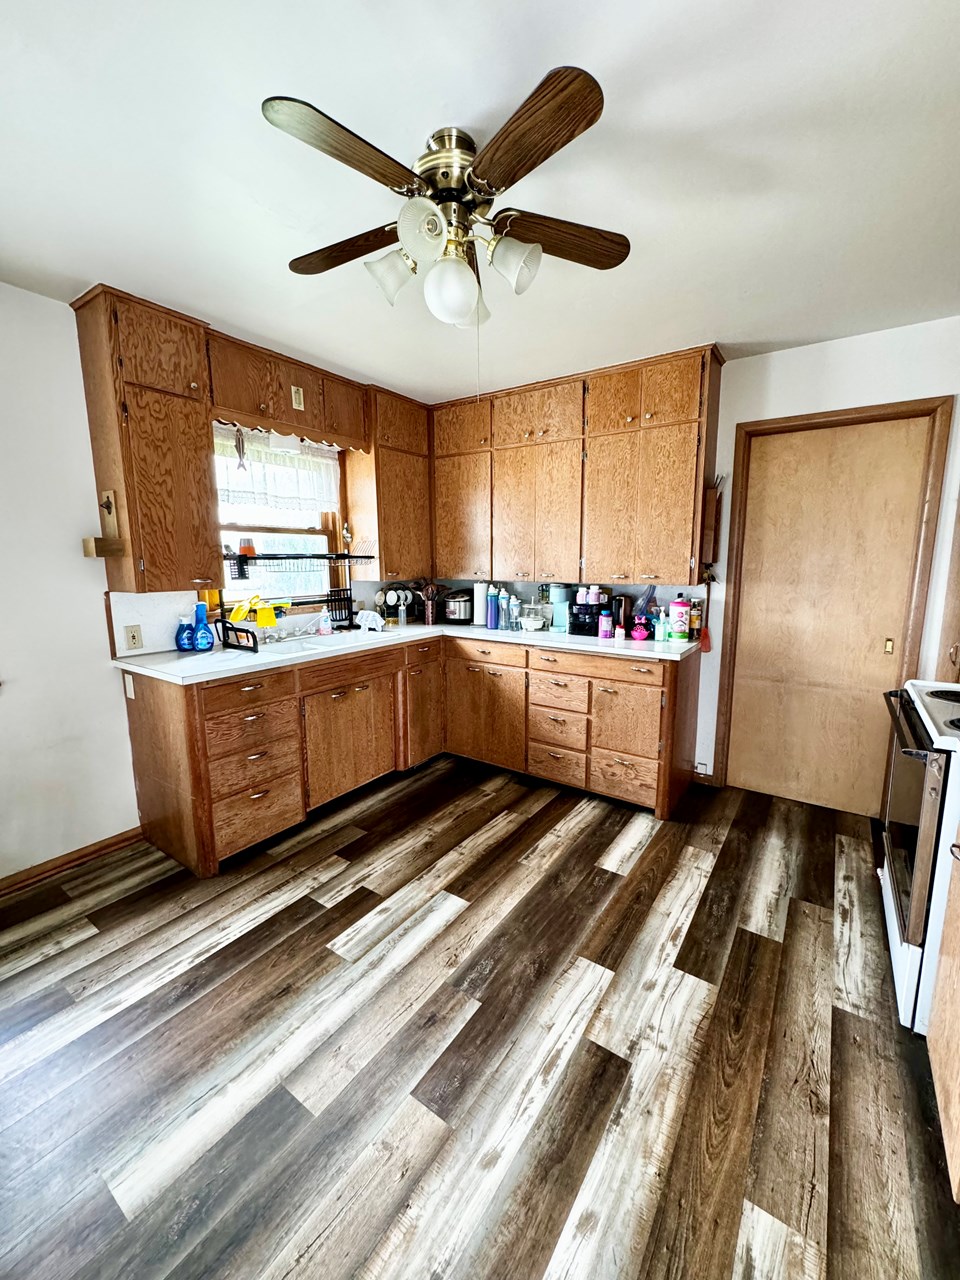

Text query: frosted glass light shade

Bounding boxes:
[490,236,542,295]
[423,256,479,325]
[455,292,491,328]
[397,196,446,264]
[364,249,415,305]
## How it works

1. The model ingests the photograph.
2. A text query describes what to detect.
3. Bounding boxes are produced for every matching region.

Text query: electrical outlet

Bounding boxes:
[124,625,143,651]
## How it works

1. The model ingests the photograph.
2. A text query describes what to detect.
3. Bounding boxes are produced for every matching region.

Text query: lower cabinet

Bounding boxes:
[303,673,395,807]
[405,659,443,767]
[445,658,525,771]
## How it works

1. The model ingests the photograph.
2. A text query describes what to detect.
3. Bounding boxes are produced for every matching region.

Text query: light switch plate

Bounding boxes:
[124,625,143,651]
[291,384,304,411]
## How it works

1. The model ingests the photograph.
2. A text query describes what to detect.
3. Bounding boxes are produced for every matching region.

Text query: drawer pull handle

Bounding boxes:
[539,656,558,663]
[540,570,554,576]
[547,751,563,759]
[355,684,369,692]
[638,574,659,580]
[192,578,214,584]
[330,691,348,700]
[467,665,482,672]
[631,666,652,673]
[242,713,264,722]
[611,574,628,580]
[240,683,263,692]
[249,790,270,800]
[613,758,632,767]
[487,670,502,678]
[548,715,565,723]
[409,668,422,675]
[417,645,430,651]
[598,686,617,694]
[477,648,491,654]
[386,571,400,577]
[549,679,568,687]
[246,751,267,760]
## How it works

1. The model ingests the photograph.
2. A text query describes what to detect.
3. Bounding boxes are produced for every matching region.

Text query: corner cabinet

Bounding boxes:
[345,441,433,581]
[73,287,222,593]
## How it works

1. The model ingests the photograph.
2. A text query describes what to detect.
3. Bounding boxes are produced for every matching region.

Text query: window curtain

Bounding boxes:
[214,424,340,529]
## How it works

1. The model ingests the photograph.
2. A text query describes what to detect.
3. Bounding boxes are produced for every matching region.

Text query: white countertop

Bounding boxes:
[113,624,700,686]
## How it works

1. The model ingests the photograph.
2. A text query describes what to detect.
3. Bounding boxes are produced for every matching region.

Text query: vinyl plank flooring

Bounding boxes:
[738,796,807,942]
[0,881,72,933]
[640,927,782,1280]
[795,805,836,910]
[0,1172,126,1280]
[827,1008,921,1280]
[673,782,744,854]
[0,982,74,1047]
[833,833,887,1022]
[673,790,773,985]
[594,809,661,875]
[733,1200,824,1280]
[747,897,832,1249]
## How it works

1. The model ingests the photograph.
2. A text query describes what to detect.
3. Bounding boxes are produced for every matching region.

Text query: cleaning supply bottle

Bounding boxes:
[175,615,194,652]
[509,595,521,631]
[486,583,499,631]
[318,606,333,636]
[668,593,691,640]
[653,608,668,643]
[192,601,215,652]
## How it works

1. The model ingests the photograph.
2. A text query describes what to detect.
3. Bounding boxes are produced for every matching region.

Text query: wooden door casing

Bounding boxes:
[434,452,492,579]
[125,387,221,592]
[635,421,700,586]
[581,431,639,583]
[492,382,583,448]
[433,400,492,454]
[493,445,536,582]
[928,838,960,1203]
[116,300,208,401]
[406,661,443,767]
[378,447,432,579]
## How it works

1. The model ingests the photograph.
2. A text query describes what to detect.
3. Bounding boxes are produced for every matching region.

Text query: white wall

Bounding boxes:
[697,316,960,774]
[0,282,138,877]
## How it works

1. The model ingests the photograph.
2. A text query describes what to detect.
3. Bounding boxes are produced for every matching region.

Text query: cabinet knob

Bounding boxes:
[386,571,400,577]
[537,429,545,436]
[259,404,267,413]
[189,381,199,391]
[417,645,430,651]
[516,571,529,578]
[626,415,635,423]
[631,666,652,674]
[479,436,487,444]
[467,665,481,672]
[249,790,270,800]
[524,431,532,439]
[477,648,491,654]
[644,412,652,419]
[540,571,554,577]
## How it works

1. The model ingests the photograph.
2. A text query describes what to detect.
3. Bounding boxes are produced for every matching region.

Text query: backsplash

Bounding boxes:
[110,590,199,656]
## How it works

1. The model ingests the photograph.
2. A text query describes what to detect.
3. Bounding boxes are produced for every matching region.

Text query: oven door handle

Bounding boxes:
[884,689,930,760]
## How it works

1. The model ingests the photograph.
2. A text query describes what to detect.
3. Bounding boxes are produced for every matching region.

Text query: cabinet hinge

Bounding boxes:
[690,556,696,569]
[697,431,701,446]
[658,740,663,756]
[661,691,666,708]
[138,558,145,573]
[525,671,529,688]
[117,355,124,370]
[112,308,119,324]
[121,400,129,423]
[300,702,305,718]
[579,557,584,569]
[581,449,587,461]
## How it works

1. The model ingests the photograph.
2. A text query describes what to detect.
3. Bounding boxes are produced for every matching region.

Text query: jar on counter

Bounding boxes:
[598,610,614,640]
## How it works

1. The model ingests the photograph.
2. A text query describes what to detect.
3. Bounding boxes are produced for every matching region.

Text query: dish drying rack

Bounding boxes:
[218,551,375,627]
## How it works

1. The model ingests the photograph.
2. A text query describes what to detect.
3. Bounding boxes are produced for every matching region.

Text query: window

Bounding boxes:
[214,423,342,602]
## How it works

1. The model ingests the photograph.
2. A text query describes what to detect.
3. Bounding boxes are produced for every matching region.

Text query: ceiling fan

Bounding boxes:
[262,67,630,327]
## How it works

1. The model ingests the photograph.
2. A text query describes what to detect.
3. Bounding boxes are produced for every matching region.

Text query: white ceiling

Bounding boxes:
[2,0,959,402]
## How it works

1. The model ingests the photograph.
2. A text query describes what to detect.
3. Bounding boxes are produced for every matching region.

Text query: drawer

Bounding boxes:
[445,637,526,667]
[528,671,590,713]
[527,742,587,789]
[213,772,305,860]
[297,649,403,695]
[405,638,442,665]
[591,681,661,758]
[201,669,297,717]
[589,748,658,808]
[529,648,665,685]
[527,705,588,751]
[207,734,302,802]
[205,698,300,759]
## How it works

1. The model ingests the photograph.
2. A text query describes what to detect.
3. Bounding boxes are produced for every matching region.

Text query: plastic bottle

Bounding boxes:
[175,615,194,652]
[397,601,407,627]
[486,584,499,631]
[498,586,510,631]
[653,610,668,643]
[318,606,333,636]
[509,595,521,631]
[614,624,625,641]
[598,610,614,640]
[668,593,691,640]
[192,601,215,652]
[587,584,602,604]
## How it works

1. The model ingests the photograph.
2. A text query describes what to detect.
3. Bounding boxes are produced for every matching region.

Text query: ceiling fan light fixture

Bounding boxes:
[363,248,415,305]
[455,291,491,329]
[397,196,446,264]
[489,235,542,295]
[422,254,479,325]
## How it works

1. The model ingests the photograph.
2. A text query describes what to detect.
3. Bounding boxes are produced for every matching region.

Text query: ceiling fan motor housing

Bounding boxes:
[413,129,490,215]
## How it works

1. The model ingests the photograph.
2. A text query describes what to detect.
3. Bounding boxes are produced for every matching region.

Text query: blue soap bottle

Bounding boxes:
[192,601,215,652]
[175,615,194,651]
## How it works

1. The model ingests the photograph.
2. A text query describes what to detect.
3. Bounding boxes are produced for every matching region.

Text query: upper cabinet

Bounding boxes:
[115,298,208,401]
[372,390,428,454]
[434,452,492,579]
[493,439,582,584]
[492,382,583,448]
[208,333,325,437]
[344,443,432,582]
[323,377,365,445]
[587,353,703,435]
[433,399,492,455]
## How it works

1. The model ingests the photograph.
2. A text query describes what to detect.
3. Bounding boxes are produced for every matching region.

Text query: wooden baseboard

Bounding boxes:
[0,826,142,900]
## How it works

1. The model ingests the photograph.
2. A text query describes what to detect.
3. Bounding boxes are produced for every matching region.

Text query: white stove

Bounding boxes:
[882,680,960,1032]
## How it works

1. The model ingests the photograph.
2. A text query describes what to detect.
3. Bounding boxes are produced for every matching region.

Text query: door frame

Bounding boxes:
[713,395,954,788]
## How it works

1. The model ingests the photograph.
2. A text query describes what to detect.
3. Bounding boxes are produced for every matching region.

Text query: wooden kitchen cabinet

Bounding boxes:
[115,297,208,401]
[635,421,700,585]
[125,388,222,592]
[433,399,492,454]
[444,658,525,770]
[492,439,583,584]
[591,678,662,757]
[345,443,432,581]
[493,445,536,581]
[640,354,702,425]
[304,673,396,807]
[322,376,366,445]
[372,389,428,454]
[582,431,640,584]
[586,366,643,436]
[434,452,492,579]
[208,333,323,435]
[405,659,443,766]
[492,381,583,448]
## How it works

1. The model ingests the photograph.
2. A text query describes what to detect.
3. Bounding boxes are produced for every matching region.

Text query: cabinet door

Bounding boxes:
[586,368,642,436]
[482,666,527,770]
[406,661,443,766]
[581,432,639,584]
[635,421,699,585]
[375,391,428,454]
[378,447,432,579]
[208,334,273,418]
[351,674,397,786]
[535,438,582,582]
[434,452,491,579]
[125,387,221,592]
[639,354,702,425]
[445,659,486,759]
[493,445,536,582]
[434,400,492,454]
[304,674,395,807]
[591,679,661,759]
[267,357,323,432]
[493,382,583,447]
[323,377,366,444]
[116,300,208,400]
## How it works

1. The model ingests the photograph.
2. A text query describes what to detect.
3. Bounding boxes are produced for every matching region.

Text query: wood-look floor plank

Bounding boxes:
[0,982,74,1047]
[444,791,581,901]
[640,927,782,1280]
[795,805,836,910]
[733,1200,825,1280]
[747,897,832,1250]
[0,1172,126,1280]
[0,881,72,932]
[594,809,660,875]
[738,796,807,941]
[673,783,744,854]
[833,833,887,1022]
[827,1008,921,1280]
[0,917,100,984]
[674,791,773,986]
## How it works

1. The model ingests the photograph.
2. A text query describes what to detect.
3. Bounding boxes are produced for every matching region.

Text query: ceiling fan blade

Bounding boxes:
[492,208,629,270]
[262,96,425,194]
[471,68,603,194]
[289,224,398,275]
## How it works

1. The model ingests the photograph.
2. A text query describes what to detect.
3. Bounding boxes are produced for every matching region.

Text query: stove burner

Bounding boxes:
[928,689,960,704]
[946,718,960,731]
